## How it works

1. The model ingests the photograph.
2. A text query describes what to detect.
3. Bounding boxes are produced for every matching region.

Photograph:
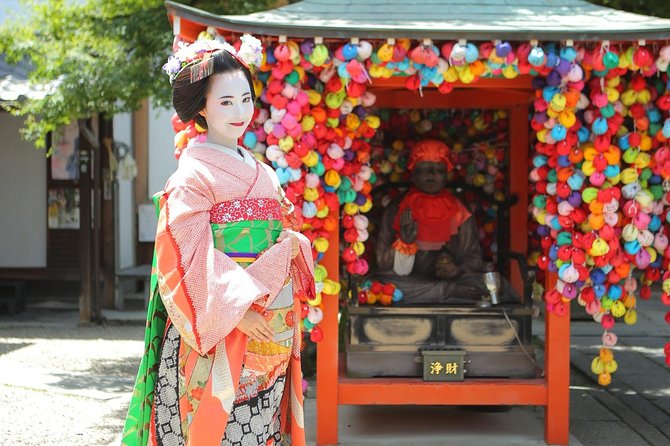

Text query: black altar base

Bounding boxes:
[345,304,537,379]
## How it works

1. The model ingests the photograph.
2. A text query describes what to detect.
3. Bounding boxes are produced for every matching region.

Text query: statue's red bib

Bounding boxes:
[394,189,471,244]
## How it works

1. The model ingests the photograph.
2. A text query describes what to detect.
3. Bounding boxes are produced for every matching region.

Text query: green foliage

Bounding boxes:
[189,0,281,15]
[587,0,670,18]
[0,0,278,148]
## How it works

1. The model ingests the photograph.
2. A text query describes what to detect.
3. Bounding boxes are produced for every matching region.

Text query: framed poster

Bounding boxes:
[47,187,80,229]
[50,122,80,180]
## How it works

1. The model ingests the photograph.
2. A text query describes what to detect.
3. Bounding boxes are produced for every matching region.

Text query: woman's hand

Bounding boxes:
[237,309,274,343]
[277,230,300,259]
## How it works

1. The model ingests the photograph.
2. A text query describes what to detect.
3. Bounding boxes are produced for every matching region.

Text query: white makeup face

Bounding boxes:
[200,70,254,148]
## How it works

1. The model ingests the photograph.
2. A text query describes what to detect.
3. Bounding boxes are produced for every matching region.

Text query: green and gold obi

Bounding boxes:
[209,197,284,266]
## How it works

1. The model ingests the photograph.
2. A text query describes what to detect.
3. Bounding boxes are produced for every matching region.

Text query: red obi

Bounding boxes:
[210,198,282,224]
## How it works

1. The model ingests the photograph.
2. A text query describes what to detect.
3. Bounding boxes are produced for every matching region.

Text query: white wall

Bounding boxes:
[0,114,46,267]
[113,112,135,270]
[148,100,178,200]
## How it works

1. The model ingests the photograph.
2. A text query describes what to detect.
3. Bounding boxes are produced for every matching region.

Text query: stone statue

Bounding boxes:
[365,139,517,305]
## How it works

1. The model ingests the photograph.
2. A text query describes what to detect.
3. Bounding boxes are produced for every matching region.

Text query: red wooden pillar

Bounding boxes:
[544,271,570,445]
[316,209,340,445]
[509,104,529,296]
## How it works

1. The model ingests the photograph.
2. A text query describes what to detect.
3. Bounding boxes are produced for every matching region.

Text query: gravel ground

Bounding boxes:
[0,314,144,446]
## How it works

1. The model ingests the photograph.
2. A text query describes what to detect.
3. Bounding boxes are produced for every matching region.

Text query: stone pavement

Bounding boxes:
[0,297,668,446]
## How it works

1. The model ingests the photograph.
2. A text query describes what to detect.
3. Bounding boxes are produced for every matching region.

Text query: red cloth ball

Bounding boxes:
[382,283,396,295]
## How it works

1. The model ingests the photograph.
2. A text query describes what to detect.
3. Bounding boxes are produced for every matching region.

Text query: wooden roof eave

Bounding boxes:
[165,1,670,42]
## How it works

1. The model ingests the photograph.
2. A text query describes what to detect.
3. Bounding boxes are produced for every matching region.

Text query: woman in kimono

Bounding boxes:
[122,36,314,446]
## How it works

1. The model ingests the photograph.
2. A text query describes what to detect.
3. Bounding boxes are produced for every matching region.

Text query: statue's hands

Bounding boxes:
[399,208,418,244]
[435,251,462,279]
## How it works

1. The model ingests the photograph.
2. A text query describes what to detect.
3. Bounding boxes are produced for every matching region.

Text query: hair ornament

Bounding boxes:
[163,34,263,84]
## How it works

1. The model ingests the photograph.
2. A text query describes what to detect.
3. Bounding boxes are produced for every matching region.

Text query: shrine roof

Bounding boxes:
[0,57,53,104]
[165,0,670,41]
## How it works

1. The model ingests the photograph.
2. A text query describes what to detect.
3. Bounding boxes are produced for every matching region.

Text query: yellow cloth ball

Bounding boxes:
[302,151,319,167]
[352,241,365,256]
[443,66,459,83]
[636,89,651,104]
[307,90,322,106]
[620,167,638,184]
[606,76,621,88]
[279,136,294,152]
[458,66,475,84]
[323,279,341,295]
[581,160,596,176]
[550,94,567,112]
[624,308,637,325]
[343,202,359,215]
[502,65,518,79]
[589,238,610,256]
[546,108,559,119]
[365,116,381,129]
[301,115,316,132]
[359,199,372,213]
[610,300,626,318]
[605,86,620,103]
[303,187,320,202]
[377,43,394,62]
[591,357,605,374]
[621,90,637,107]
[369,64,385,78]
[646,247,657,264]
[313,237,329,253]
[634,152,651,169]
[307,293,323,306]
[316,206,329,219]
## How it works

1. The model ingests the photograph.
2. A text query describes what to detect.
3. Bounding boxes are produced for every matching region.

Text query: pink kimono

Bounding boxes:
[148,143,313,446]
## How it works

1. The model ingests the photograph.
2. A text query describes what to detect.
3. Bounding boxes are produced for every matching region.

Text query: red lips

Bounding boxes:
[230,122,245,127]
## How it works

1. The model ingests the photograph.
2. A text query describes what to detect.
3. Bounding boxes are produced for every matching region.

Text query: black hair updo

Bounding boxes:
[172,50,255,129]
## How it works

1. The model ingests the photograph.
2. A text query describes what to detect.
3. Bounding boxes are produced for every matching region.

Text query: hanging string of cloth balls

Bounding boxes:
[169,30,670,385]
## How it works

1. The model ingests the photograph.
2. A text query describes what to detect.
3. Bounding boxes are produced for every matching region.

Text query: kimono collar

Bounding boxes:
[182,143,259,178]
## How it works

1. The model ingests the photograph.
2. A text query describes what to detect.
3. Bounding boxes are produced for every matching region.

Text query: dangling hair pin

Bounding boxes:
[163,34,263,84]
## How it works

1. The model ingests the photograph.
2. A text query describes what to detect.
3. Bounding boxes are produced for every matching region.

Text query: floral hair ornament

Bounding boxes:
[162,34,264,84]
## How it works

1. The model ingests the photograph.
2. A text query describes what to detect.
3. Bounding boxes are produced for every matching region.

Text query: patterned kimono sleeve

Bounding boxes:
[256,163,315,302]
[156,178,284,356]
